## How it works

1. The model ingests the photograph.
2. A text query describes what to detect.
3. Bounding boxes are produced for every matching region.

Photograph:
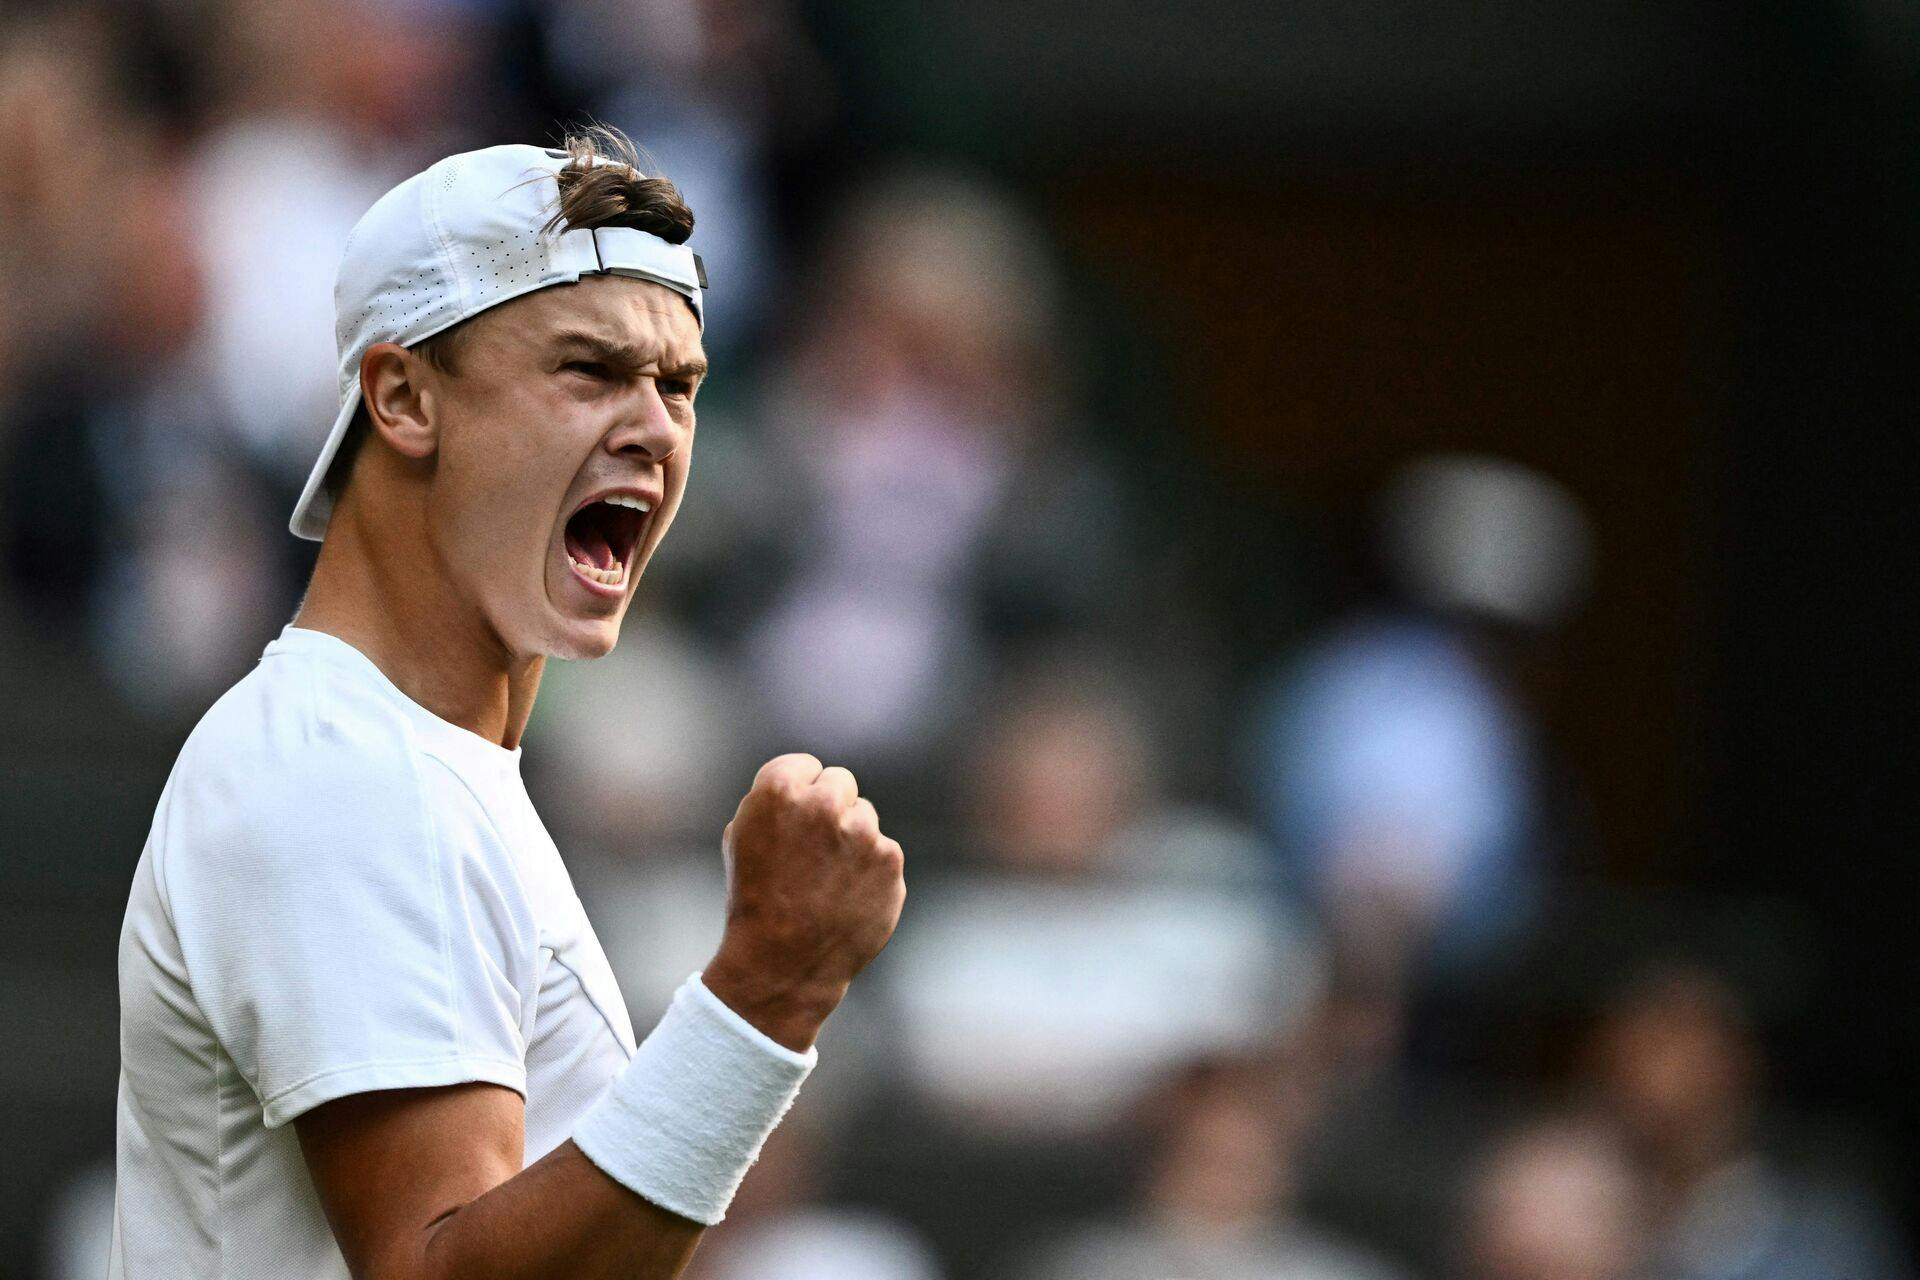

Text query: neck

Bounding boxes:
[293,486,543,749]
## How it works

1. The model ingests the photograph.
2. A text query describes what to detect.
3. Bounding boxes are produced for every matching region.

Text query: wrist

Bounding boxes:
[700,953,845,1053]
[572,973,815,1225]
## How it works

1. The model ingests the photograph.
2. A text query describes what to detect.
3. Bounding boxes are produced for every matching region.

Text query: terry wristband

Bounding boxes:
[571,971,816,1225]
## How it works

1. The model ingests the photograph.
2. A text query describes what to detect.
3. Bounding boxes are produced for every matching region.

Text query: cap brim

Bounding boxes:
[289,385,364,542]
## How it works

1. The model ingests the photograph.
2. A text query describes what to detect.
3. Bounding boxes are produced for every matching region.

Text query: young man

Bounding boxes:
[111,130,906,1279]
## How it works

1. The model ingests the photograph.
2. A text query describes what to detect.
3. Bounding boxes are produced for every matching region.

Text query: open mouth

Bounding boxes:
[562,495,650,590]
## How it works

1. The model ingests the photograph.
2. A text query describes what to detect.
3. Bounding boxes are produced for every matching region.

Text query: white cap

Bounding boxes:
[1378,453,1595,629]
[289,143,706,541]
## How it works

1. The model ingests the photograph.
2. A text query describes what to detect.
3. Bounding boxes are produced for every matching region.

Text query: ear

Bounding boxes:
[359,342,439,460]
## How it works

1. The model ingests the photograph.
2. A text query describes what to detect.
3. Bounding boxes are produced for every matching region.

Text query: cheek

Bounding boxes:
[639,442,695,555]
[433,394,576,562]
[664,446,692,511]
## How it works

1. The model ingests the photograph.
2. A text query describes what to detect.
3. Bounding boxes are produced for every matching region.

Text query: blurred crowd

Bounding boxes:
[0,2,1910,1279]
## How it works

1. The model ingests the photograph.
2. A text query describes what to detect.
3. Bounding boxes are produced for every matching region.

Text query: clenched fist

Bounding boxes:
[700,754,906,1052]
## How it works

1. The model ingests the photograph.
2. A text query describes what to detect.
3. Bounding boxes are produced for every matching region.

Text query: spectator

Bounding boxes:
[0,14,291,709]
[1022,1054,1408,1280]
[531,593,759,851]
[1459,1113,1648,1280]
[186,0,482,487]
[1586,964,1913,1280]
[686,1099,945,1280]
[545,0,837,355]
[1244,453,1594,1069]
[727,166,1131,773]
[879,662,1321,1138]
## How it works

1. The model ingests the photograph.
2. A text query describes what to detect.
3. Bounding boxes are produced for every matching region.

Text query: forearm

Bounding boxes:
[409,1141,705,1280]
[302,979,815,1280]
[399,980,811,1279]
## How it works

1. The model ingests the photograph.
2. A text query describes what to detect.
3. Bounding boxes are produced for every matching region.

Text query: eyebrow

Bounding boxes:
[550,329,708,380]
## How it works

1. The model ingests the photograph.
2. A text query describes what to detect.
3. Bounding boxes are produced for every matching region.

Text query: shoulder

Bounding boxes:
[175,650,424,822]
[182,641,417,776]
[155,649,446,900]
[156,645,535,954]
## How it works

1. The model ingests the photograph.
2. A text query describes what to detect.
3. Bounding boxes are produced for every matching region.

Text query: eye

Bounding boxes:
[658,377,696,400]
[563,360,611,379]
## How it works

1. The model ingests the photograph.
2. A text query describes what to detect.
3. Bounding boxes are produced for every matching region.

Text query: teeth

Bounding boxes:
[567,554,626,586]
[602,494,652,512]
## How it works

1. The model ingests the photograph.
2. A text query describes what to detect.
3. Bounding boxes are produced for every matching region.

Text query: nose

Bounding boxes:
[603,378,684,464]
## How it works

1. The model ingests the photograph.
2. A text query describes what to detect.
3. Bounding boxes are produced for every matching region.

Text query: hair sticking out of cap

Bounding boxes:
[543,124,695,245]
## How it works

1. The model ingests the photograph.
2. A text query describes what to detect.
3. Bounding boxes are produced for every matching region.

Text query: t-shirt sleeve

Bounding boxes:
[163,702,538,1129]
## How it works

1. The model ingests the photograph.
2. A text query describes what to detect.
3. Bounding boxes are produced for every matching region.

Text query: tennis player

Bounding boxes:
[111,128,906,1279]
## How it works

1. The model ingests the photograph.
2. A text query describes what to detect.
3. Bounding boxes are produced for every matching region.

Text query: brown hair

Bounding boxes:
[321,125,695,504]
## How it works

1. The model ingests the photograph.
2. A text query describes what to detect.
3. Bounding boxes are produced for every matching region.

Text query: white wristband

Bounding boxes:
[572,972,816,1225]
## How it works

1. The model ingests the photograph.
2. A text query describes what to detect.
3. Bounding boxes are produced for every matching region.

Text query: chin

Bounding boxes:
[519,552,635,660]
[539,614,624,661]
[489,592,625,663]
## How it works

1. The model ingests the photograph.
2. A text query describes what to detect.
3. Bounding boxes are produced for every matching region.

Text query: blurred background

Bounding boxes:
[2,1,1916,1278]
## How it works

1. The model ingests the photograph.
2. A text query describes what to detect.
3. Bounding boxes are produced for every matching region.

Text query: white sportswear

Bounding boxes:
[111,625,639,1278]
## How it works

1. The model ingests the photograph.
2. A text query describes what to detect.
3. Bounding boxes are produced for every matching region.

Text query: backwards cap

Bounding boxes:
[289,143,706,541]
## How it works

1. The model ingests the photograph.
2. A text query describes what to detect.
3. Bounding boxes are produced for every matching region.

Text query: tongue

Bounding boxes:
[565,515,616,570]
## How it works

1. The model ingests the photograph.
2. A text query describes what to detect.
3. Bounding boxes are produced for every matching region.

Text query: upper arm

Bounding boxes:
[296,1082,524,1280]
[294,1081,712,1280]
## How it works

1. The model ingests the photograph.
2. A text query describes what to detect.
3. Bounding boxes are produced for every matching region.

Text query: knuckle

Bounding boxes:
[757,752,821,789]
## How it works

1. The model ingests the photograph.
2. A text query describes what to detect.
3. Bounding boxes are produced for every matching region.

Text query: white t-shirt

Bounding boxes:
[111,625,639,1279]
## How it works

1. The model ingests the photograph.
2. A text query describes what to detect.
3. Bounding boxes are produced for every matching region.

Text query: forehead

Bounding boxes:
[481,274,704,359]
